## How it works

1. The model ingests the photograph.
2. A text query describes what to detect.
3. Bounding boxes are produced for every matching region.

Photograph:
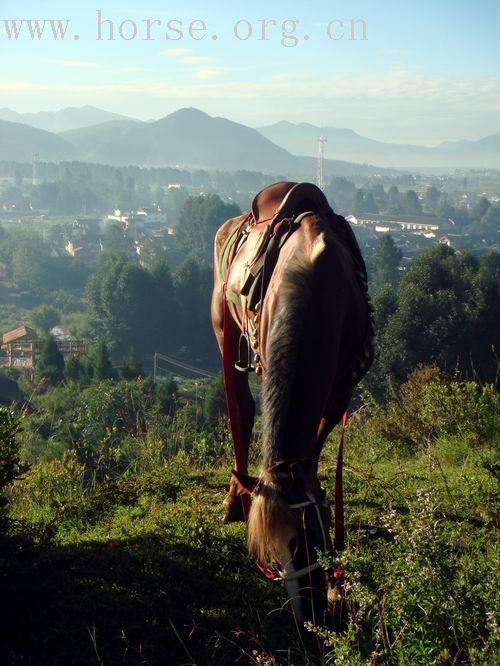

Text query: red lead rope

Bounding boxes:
[333,411,348,552]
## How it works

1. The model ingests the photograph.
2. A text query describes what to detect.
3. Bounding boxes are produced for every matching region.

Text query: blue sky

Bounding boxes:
[1,1,499,144]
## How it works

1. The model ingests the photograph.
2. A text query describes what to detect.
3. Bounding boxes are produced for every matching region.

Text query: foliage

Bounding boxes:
[368,245,500,399]
[203,374,227,429]
[174,257,218,360]
[154,374,178,416]
[317,488,498,665]
[35,335,65,385]
[120,347,143,380]
[64,354,84,382]
[31,304,60,335]
[0,408,23,523]
[86,255,177,358]
[2,376,498,664]
[175,194,241,265]
[371,233,403,293]
[368,365,499,452]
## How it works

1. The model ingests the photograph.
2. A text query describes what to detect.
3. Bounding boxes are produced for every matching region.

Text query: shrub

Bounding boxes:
[370,366,499,452]
[0,408,24,526]
[316,489,499,665]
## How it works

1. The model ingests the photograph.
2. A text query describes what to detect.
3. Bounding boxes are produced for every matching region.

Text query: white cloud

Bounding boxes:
[194,68,225,80]
[46,59,100,69]
[162,49,217,66]
[161,47,223,76]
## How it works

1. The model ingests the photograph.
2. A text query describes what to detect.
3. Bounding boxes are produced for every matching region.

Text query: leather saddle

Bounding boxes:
[221,182,334,311]
[251,181,332,224]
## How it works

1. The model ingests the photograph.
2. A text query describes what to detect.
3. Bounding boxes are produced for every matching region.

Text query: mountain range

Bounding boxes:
[0,105,498,172]
[257,121,500,170]
[0,105,132,134]
[0,108,393,177]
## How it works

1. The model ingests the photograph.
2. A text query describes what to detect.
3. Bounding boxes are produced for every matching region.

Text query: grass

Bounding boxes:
[1,420,498,665]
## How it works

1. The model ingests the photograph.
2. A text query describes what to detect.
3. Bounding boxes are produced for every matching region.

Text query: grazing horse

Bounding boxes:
[211,182,374,627]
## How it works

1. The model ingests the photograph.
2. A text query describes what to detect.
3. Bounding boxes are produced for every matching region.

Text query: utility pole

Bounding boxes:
[316,136,327,191]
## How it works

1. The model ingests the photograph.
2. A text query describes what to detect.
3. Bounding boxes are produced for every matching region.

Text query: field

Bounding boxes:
[1,373,498,665]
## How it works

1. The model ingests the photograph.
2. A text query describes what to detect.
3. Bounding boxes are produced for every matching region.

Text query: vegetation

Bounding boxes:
[0,166,498,664]
[0,368,497,664]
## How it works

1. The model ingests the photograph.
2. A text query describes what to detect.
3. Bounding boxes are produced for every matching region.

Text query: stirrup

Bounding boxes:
[234,332,254,373]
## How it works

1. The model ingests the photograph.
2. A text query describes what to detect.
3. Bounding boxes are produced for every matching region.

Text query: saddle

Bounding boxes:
[251,181,332,224]
[221,182,333,310]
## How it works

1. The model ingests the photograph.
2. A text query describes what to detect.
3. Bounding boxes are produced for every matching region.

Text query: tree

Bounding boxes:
[93,340,114,381]
[424,186,440,213]
[121,347,142,380]
[174,257,217,361]
[472,196,491,222]
[203,375,227,429]
[325,177,356,212]
[11,235,52,296]
[372,245,498,391]
[31,304,60,336]
[372,233,403,293]
[402,190,422,216]
[471,206,500,243]
[352,189,367,215]
[35,335,65,385]
[86,255,177,358]
[175,194,240,265]
[101,222,131,257]
[155,375,178,416]
[64,355,84,382]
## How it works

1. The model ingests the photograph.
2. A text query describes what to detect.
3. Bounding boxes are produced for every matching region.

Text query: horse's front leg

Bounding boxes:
[211,286,255,522]
[222,358,255,522]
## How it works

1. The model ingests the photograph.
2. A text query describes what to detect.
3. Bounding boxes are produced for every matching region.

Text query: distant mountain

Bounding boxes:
[0,105,136,133]
[60,119,143,159]
[0,120,78,162]
[59,107,393,176]
[257,121,500,170]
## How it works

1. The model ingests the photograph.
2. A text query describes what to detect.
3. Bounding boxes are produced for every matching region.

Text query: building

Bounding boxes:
[346,213,454,239]
[1,326,85,379]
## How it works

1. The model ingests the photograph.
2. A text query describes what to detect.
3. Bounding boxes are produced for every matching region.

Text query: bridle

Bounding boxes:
[251,463,335,583]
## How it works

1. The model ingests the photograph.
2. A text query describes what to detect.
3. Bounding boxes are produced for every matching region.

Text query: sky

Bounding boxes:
[1,0,499,145]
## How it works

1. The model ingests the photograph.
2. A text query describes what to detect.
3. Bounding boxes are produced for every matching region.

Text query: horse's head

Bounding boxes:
[232,459,334,627]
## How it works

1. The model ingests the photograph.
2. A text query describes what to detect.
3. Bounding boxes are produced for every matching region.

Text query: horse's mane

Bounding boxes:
[261,252,317,466]
[248,233,322,564]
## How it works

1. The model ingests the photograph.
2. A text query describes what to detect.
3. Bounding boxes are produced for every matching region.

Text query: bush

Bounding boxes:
[316,489,499,665]
[9,451,85,527]
[0,408,24,525]
[370,366,499,453]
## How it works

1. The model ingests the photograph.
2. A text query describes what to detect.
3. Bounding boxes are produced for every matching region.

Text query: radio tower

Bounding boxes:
[317,136,327,190]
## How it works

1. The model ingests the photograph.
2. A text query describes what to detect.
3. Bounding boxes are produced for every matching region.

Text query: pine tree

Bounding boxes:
[64,355,83,382]
[372,234,403,293]
[35,335,65,385]
[121,347,142,380]
[94,340,113,381]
